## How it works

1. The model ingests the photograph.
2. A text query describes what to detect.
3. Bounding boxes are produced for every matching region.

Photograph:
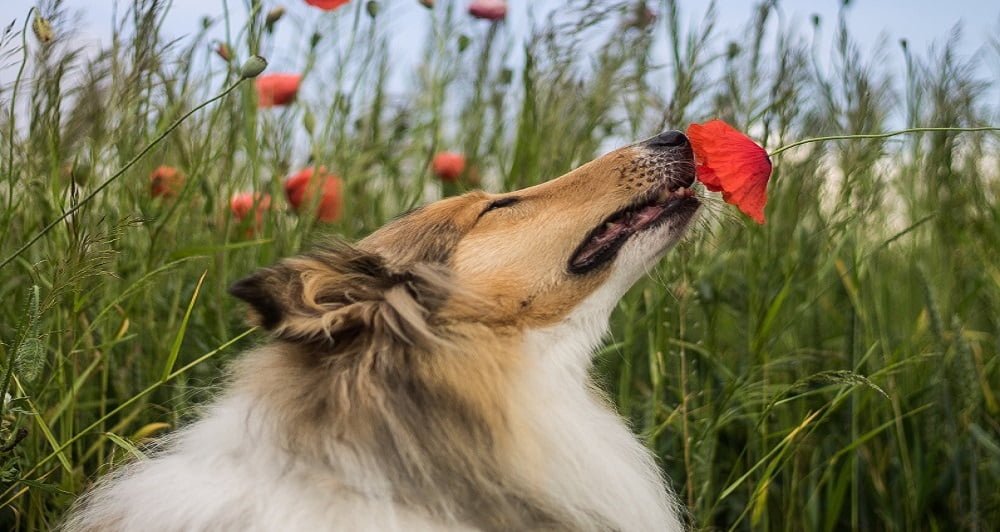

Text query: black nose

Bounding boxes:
[646,130,688,149]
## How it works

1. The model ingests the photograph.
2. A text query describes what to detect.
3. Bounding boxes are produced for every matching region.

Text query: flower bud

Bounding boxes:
[240,55,268,79]
[303,110,316,135]
[214,42,232,62]
[265,6,286,32]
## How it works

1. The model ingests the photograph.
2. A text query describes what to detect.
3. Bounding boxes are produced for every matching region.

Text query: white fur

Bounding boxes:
[510,220,689,532]
[63,389,471,532]
[64,220,691,532]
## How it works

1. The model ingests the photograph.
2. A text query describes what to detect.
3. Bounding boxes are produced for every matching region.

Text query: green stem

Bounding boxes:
[0,78,248,272]
[769,126,1000,157]
[2,9,33,250]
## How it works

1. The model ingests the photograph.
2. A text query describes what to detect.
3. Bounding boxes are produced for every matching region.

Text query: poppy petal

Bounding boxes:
[256,74,302,108]
[304,0,350,11]
[687,120,772,224]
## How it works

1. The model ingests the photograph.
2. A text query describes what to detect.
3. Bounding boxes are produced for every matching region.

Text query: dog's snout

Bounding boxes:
[646,130,688,149]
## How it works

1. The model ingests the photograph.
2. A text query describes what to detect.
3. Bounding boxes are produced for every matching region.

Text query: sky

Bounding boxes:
[1,1,998,113]
[3,1,998,71]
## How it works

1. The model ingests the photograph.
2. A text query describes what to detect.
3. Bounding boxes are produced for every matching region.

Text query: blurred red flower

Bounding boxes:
[256,74,301,107]
[687,119,772,224]
[150,165,184,198]
[284,167,343,222]
[214,42,232,61]
[431,151,466,182]
[305,0,349,10]
[468,0,507,21]
[230,192,272,234]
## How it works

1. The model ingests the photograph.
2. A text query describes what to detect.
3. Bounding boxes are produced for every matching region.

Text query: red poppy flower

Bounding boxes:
[230,192,272,230]
[686,119,772,224]
[256,74,302,107]
[431,151,466,182]
[284,167,343,222]
[305,0,349,10]
[469,0,507,21]
[150,165,184,198]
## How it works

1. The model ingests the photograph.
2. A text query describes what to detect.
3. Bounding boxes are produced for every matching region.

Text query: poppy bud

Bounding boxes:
[303,110,316,135]
[419,0,434,8]
[265,6,286,31]
[366,1,380,18]
[240,55,268,79]
[215,42,232,62]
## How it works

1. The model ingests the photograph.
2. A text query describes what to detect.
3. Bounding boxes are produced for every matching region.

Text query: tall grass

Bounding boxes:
[1,1,998,529]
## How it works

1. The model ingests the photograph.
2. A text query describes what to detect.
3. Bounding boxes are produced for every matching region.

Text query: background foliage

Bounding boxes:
[1,1,998,529]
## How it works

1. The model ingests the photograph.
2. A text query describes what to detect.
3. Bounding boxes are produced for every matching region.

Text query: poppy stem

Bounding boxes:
[768,126,1000,157]
[0,78,247,272]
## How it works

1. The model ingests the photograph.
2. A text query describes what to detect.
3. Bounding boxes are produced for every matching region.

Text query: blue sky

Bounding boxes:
[2,1,998,109]
[4,1,998,69]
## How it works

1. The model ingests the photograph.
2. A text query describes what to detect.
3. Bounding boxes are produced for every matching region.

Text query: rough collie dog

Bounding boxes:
[63,131,699,531]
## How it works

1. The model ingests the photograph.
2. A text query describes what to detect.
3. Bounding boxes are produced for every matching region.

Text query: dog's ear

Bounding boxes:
[227,268,291,330]
[229,242,451,348]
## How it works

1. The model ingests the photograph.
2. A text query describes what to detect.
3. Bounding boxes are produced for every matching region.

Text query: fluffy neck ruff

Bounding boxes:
[213,242,682,530]
[225,280,681,532]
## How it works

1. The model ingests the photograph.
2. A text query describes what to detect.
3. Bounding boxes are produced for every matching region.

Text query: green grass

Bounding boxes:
[1,1,998,529]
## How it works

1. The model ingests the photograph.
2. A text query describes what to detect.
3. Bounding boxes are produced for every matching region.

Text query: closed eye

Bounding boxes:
[478,196,519,218]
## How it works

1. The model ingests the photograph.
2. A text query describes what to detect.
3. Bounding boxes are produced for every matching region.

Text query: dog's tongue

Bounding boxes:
[686,120,772,224]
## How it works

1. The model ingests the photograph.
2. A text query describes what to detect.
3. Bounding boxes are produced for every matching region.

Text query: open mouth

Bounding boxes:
[568,185,700,275]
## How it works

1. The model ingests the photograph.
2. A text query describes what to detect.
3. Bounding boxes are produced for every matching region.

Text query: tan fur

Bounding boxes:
[64,135,697,532]
[227,143,690,528]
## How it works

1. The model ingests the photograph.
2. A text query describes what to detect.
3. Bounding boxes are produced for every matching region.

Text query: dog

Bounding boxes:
[63,131,699,531]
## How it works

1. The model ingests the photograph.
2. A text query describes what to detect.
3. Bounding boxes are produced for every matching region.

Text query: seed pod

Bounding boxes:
[32,13,54,44]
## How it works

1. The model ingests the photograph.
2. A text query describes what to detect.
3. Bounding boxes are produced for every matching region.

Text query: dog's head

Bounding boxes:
[226,132,697,528]
[230,131,699,348]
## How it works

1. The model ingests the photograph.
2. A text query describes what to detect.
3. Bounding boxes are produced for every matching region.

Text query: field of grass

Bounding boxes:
[1,1,998,529]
